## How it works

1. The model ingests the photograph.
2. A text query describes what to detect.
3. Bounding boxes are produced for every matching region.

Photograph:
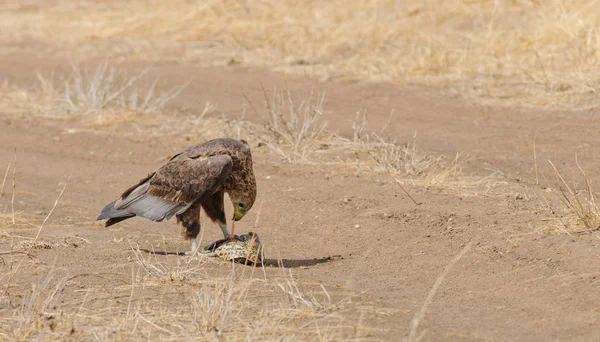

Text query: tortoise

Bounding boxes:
[199,232,262,265]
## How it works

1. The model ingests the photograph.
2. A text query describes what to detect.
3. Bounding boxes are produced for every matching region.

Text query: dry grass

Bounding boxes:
[2,0,600,109]
[347,112,450,177]
[36,61,189,122]
[1,61,193,130]
[255,88,469,187]
[259,89,330,163]
[539,157,600,233]
[340,110,502,193]
[257,88,440,171]
[0,240,364,341]
[250,88,502,194]
[0,232,364,340]
[1,62,234,140]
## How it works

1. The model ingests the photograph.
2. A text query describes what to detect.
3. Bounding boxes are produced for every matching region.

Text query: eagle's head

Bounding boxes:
[230,171,256,222]
[229,138,256,222]
[232,188,255,221]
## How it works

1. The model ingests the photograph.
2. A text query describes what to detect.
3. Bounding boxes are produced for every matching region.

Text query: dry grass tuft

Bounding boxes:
[350,110,507,195]
[539,157,600,233]
[260,89,331,163]
[256,88,452,178]
[349,112,448,177]
[2,63,232,139]
[37,61,189,120]
[344,111,499,193]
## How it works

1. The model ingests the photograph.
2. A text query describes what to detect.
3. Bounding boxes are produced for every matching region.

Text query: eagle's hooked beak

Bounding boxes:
[232,203,246,221]
[230,203,246,240]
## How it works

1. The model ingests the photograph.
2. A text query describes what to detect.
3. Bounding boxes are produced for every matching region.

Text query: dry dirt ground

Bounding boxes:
[1,51,600,341]
[3,1,600,339]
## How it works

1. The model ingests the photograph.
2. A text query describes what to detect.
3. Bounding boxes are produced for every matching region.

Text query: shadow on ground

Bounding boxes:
[140,248,343,268]
[262,255,343,268]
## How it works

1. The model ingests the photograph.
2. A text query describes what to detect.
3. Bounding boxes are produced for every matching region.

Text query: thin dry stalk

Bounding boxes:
[11,149,16,224]
[125,265,135,321]
[408,239,475,342]
[533,137,540,186]
[35,176,70,241]
[349,113,438,176]
[395,179,422,206]
[0,163,9,199]
[3,175,70,298]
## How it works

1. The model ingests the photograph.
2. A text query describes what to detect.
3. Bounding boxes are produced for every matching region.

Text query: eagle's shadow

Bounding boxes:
[139,249,342,268]
[261,256,342,268]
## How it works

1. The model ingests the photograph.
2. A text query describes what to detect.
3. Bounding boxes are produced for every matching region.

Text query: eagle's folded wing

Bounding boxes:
[104,155,233,222]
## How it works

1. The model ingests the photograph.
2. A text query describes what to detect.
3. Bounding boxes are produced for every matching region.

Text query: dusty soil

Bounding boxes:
[2,52,600,341]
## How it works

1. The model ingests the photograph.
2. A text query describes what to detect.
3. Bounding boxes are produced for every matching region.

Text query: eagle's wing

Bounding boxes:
[102,155,233,222]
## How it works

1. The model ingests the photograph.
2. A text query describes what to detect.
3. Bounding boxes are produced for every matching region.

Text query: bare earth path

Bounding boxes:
[2,54,600,340]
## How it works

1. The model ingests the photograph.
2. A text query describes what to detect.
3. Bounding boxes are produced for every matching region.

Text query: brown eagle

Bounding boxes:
[96,138,257,254]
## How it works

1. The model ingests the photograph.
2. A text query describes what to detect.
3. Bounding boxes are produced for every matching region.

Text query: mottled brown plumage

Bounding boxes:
[97,138,256,253]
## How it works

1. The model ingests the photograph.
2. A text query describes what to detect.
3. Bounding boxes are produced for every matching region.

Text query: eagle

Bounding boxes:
[96,138,257,254]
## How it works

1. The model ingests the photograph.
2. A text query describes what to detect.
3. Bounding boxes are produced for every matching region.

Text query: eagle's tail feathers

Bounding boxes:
[97,199,136,227]
[105,216,134,227]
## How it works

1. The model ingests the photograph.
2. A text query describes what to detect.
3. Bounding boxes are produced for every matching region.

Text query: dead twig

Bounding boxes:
[395,179,422,206]
[3,174,71,298]
[11,148,16,224]
[408,238,476,341]
[0,163,10,198]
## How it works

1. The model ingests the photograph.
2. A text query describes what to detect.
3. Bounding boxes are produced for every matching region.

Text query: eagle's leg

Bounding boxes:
[218,222,231,240]
[230,221,236,240]
[189,238,199,255]
[177,205,202,255]
[202,191,235,240]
